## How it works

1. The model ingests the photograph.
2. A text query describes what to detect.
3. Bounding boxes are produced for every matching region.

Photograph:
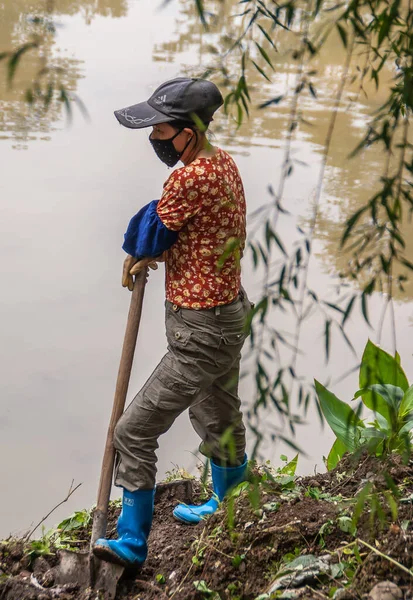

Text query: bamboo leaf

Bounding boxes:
[256,24,278,51]
[342,295,356,326]
[336,22,348,48]
[259,95,284,108]
[361,293,371,326]
[195,0,207,29]
[341,206,368,247]
[314,0,324,16]
[308,82,317,98]
[325,319,331,361]
[251,60,271,82]
[7,42,38,86]
[255,42,275,71]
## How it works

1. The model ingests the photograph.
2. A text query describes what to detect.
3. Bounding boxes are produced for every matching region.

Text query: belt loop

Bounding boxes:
[215,305,221,316]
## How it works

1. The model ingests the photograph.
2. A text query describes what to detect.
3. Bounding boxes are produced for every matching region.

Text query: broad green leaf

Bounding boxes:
[369,384,404,414]
[359,341,409,418]
[327,437,347,471]
[315,380,363,451]
[398,419,413,436]
[375,412,390,432]
[279,453,298,475]
[399,385,413,418]
[360,427,386,440]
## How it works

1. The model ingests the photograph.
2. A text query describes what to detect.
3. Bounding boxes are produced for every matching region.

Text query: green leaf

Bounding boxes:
[259,95,284,109]
[194,580,213,593]
[338,516,356,535]
[375,412,390,432]
[256,24,278,51]
[308,82,317,98]
[359,341,409,420]
[398,419,413,436]
[399,385,413,418]
[342,295,356,326]
[255,42,275,71]
[352,482,373,525]
[216,236,241,269]
[279,454,298,475]
[369,384,404,413]
[314,0,324,15]
[251,60,271,82]
[336,23,348,48]
[315,380,363,451]
[327,437,347,470]
[324,319,331,361]
[341,206,368,247]
[361,293,371,326]
[7,42,38,86]
[195,0,207,29]
[231,553,246,568]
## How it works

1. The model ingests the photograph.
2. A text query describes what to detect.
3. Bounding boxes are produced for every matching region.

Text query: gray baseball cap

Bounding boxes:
[114,77,223,129]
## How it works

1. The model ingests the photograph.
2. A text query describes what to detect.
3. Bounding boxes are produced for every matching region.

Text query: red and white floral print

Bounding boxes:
[156,148,246,309]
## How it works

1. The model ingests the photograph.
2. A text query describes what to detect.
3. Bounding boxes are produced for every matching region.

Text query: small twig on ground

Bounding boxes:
[24,479,82,540]
[260,519,302,535]
[306,586,330,599]
[135,579,169,600]
[357,538,413,578]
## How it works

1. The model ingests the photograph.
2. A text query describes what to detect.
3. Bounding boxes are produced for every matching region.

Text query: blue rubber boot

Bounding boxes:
[173,456,248,524]
[93,488,154,567]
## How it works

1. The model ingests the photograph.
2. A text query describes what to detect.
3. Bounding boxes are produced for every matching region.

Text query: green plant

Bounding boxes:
[26,527,55,561]
[164,464,195,482]
[56,509,91,533]
[193,580,221,599]
[316,339,413,470]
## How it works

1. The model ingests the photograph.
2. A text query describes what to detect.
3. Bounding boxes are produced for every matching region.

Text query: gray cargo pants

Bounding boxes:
[113,291,251,491]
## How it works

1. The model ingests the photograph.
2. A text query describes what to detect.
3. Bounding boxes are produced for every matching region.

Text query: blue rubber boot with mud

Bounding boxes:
[173,456,248,524]
[93,488,154,567]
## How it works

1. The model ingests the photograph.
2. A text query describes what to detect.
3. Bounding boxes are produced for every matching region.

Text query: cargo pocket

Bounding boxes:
[221,331,246,346]
[167,322,193,349]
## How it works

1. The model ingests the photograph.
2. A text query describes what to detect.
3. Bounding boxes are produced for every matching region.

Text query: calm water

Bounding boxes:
[1,0,412,538]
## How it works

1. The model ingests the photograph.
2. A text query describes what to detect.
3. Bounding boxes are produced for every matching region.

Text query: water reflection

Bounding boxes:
[153,0,413,302]
[0,0,128,148]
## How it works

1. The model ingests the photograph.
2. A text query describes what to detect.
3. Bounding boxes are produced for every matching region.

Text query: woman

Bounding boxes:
[93,77,251,568]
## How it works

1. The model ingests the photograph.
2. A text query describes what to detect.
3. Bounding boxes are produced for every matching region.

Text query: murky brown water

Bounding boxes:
[1,0,412,538]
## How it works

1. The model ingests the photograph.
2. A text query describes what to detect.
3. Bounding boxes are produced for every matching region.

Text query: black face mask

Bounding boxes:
[149,129,194,167]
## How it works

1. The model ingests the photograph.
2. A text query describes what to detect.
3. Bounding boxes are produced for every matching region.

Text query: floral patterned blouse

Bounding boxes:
[156,148,246,309]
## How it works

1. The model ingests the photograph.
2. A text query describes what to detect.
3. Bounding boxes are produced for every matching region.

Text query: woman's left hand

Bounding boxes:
[122,253,166,291]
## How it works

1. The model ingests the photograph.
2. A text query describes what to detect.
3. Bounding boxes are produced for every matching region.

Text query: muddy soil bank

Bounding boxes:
[1,453,413,600]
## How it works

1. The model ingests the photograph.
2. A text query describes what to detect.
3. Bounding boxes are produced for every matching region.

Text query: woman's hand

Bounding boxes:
[122,253,167,291]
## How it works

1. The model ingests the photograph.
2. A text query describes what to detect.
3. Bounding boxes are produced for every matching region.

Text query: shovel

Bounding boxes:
[55,269,148,600]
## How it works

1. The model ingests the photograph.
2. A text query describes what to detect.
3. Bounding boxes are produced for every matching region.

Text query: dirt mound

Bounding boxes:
[1,454,412,600]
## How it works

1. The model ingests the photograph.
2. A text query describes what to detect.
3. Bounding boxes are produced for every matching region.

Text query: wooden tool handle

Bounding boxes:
[90,270,147,548]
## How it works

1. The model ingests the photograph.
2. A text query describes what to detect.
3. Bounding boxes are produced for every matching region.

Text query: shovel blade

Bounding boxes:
[56,550,124,600]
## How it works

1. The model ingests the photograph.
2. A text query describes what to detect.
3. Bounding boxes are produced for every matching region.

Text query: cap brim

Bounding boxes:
[114,100,174,129]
